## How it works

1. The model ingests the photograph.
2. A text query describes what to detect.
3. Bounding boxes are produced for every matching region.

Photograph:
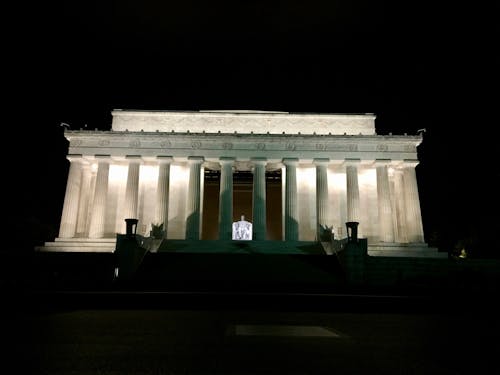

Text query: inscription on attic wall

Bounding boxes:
[111,111,376,135]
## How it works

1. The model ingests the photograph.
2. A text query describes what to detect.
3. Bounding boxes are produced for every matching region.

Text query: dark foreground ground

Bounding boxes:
[3,290,500,375]
[2,250,500,374]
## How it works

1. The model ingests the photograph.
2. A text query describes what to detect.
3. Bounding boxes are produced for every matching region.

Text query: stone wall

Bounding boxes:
[340,241,500,293]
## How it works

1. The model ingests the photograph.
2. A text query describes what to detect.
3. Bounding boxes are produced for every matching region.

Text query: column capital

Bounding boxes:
[187,156,204,164]
[156,156,173,164]
[313,158,330,166]
[343,158,361,167]
[125,155,142,163]
[219,157,235,164]
[250,157,267,164]
[67,154,84,163]
[94,154,111,162]
[282,157,299,166]
[250,157,267,169]
[402,159,419,168]
[373,158,392,167]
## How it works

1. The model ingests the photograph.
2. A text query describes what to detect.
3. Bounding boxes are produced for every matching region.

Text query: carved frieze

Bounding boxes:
[316,143,326,150]
[328,144,358,151]
[129,140,141,148]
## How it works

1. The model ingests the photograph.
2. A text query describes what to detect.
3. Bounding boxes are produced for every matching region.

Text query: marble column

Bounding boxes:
[76,164,92,236]
[85,169,97,234]
[283,158,299,241]
[199,164,205,236]
[375,159,394,242]
[393,168,408,243]
[59,155,84,238]
[314,158,329,239]
[154,156,172,238]
[252,158,267,240]
[88,155,111,239]
[123,156,141,221]
[218,157,234,240]
[185,157,204,240]
[403,160,425,243]
[345,159,361,223]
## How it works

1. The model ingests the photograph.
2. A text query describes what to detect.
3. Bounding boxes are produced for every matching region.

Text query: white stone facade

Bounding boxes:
[38,110,429,254]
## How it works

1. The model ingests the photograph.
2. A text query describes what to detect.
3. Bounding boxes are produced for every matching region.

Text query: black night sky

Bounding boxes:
[8,1,499,256]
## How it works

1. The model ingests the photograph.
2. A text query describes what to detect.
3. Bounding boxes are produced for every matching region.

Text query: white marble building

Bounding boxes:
[38,109,440,256]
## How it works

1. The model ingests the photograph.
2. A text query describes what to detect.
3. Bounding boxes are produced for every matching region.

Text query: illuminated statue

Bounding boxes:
[232,215,252,240]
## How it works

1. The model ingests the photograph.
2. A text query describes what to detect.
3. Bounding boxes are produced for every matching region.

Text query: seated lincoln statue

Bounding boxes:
[232,215,252,240]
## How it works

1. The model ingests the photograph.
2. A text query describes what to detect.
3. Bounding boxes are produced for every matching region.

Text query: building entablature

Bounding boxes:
[65,130,421,164]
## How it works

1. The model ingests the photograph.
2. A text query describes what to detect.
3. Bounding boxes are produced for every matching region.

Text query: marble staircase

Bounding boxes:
[35,238,117,253]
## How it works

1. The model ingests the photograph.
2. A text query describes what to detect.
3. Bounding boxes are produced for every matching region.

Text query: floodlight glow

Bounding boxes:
[109,164,127,183]
[139,164,158,182]
[297,166,316,189]
[358,168,377,188]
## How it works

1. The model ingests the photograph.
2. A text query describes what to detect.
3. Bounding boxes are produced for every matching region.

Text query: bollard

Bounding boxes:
[125,218,138,238]
[346,221,359,243]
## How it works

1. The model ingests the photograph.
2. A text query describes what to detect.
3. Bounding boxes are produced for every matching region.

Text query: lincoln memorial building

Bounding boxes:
[38,109,437,256]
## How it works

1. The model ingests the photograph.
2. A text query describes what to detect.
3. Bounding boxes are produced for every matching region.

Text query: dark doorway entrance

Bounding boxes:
[201,170,282,240]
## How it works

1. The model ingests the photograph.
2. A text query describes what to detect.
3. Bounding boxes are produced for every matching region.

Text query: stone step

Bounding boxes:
[156,240,325,254]
[36,238,117,253]
[54,237,116,243]
[368,243,447,258]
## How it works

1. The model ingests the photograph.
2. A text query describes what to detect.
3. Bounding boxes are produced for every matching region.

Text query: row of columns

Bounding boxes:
[58,155,424,243]
[59,155,173,239]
